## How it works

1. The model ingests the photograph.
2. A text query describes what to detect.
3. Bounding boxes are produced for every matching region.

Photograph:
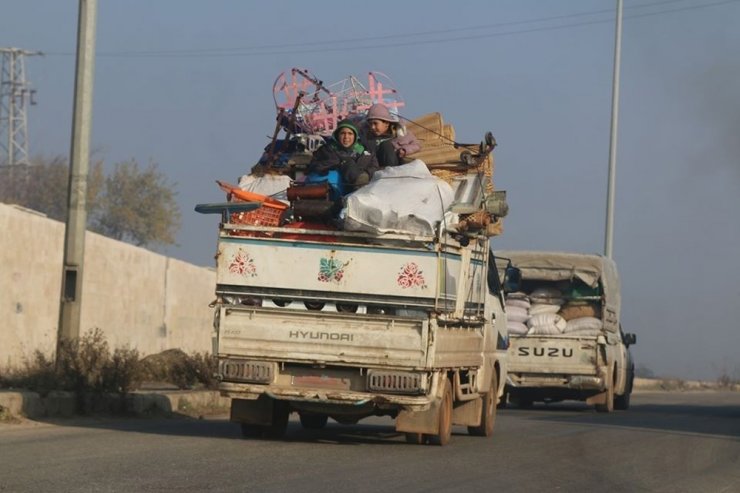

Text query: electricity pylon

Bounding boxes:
[0,48,43,166]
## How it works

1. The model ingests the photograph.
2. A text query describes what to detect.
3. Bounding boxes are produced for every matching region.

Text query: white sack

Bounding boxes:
[506,305,529,323]
[527,313,566,332]
[507,292,530,301]
[527,324,563,335]
[507,321,529,335]
[529,303,561,315]
[237,174,292,203]
[506,298,531,310]
[529,287,564,306]
[343,160,454,235]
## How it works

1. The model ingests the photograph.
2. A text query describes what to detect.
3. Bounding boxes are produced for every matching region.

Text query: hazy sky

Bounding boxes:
[2,0,739,380]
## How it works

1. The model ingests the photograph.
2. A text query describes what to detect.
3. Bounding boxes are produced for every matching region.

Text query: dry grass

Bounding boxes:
[0,329,218,396]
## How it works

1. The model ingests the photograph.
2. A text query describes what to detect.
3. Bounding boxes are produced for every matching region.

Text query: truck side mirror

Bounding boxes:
[503,265,521,293]
[624,333,637,346]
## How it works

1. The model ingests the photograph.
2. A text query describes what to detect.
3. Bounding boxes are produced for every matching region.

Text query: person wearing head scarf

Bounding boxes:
[308,119,379,190]
[360,103,421,167]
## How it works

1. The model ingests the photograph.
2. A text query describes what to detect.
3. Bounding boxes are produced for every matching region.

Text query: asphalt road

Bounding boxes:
[1,392,738,493]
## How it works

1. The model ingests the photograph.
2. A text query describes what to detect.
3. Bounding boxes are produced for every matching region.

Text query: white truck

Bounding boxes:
[198,69,513,444]
[207,218,511,445]
[496,250,636,412]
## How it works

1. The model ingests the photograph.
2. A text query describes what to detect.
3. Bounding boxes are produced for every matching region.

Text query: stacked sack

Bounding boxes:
[559,302,603,336]
[526,287,566,335]
[505,292,530,335]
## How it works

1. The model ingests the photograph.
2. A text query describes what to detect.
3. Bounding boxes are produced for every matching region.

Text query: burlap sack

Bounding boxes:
[559,303,601,321]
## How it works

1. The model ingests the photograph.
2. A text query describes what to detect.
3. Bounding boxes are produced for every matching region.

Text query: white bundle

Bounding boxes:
[527,325,562,335]
[564,316,603,334]
[507,291,530,301]
[237,174,292,203]
[529,287,564,306]
[506,298,531,310]
[505,305,529,323]
[343,160,454,235]
[529,303,561,315]
[507,321,529,335]
[527,313,566,334]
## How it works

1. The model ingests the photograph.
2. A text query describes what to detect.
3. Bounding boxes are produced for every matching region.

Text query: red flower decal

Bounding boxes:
[229,249,257,277]
[397,262,426,289]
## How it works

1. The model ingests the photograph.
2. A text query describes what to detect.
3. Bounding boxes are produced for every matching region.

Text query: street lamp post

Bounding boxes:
[605,0,623,259]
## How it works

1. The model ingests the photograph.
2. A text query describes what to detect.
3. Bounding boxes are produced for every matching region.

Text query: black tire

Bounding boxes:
[468,371,498,437]
[299,413,329,429]
[615,375,633,410]
[263,400,290,439]
[429,378,453,446]
[614,391,631,410]
[513,395,533,409]
[496,389,508,410]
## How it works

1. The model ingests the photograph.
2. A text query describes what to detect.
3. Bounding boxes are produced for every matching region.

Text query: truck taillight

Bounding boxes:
[367,371,425,394]
[219,359,275,383]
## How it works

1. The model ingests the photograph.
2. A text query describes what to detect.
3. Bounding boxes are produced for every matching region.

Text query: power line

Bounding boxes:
[43,0,739,59]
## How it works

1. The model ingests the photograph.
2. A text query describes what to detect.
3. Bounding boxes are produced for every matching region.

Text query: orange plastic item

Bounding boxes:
[216,180,288,231]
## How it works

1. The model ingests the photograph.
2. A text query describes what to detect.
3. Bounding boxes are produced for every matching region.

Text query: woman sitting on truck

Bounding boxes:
[308,119,379,192]
[360,103,421,168]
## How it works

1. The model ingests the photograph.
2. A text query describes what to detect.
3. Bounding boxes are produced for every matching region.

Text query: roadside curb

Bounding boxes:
[633,377,739,392]
[0,389,230,420]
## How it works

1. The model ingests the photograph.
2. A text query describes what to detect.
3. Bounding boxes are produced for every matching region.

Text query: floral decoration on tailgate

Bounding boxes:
[228,249,257,277]
[397,262,427,289]
[318,255,349,283]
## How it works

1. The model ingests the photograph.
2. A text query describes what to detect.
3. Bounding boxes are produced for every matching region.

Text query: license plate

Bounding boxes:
[292,375,351,390]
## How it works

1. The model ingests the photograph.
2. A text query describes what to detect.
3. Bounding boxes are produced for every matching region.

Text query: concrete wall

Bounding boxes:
[0,203,216,369]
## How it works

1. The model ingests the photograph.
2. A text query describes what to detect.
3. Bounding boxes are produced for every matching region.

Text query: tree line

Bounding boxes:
[0,157,181,248]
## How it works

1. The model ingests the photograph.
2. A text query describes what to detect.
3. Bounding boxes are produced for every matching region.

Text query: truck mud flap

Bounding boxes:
[395,373,447,435]
[231,396,275,425]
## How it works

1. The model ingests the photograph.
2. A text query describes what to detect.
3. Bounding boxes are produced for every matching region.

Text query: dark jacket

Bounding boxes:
[360,124,421,167]
[308,121,379,186]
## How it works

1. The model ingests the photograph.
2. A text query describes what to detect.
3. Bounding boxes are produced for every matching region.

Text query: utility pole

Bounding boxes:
[57,0,98,351]
[0,48,42,166]
[604,0,623,259]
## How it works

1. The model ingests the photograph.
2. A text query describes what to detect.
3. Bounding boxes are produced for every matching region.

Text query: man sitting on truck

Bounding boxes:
[307,119,379,193]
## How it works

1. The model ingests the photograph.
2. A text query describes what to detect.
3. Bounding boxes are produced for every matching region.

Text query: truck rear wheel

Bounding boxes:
[263,400,290,439]
[615,376,633,410]
[429,378,453,446]
[512,395,533,409]
[299,413,329,429]
[468,371,497,437]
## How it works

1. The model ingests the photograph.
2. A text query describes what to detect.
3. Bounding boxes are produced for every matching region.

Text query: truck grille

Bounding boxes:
[220,359,274,383]
[367,371,423,394]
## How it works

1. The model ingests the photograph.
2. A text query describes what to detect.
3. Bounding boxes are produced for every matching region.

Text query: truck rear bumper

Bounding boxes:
[507,373,604,391]
[219,381,434,411]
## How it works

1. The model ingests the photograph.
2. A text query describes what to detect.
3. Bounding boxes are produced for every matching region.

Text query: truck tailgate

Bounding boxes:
[218,306,428,368]
[508,335,599,375]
